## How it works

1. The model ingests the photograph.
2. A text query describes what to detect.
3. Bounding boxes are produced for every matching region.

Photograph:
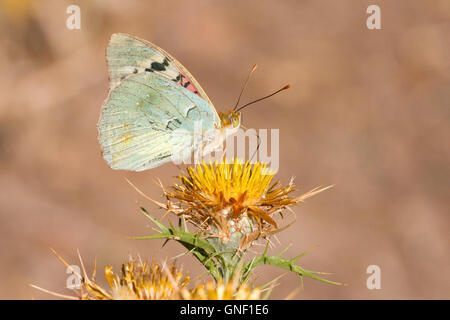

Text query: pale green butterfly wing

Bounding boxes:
[98,71,219,171]
[106,33,215,108]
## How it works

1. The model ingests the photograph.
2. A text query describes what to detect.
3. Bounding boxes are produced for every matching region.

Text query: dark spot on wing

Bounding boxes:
[153,153,171,162]
[151,62,166,71]
[163,58,170,66]
[186,106,201,121]
[166,118,183,130]
[183,81,191,88]
[145,68,154,72]
[133,68,138,74]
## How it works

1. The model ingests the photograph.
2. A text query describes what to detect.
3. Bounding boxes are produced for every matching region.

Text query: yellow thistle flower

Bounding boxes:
[174,160,278,224]
[146,160,331,250]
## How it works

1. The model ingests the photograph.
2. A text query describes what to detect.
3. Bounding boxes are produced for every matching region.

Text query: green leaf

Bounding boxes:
[139,207,167,232]
[243,250,343,286]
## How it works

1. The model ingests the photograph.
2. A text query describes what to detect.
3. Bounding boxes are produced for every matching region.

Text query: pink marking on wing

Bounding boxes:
[178,73,202,98]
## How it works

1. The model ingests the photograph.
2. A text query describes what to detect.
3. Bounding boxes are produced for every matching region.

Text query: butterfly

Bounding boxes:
[97,33,243,171]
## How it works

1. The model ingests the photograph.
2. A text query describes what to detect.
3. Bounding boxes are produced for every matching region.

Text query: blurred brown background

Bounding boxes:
[0,0,448,299]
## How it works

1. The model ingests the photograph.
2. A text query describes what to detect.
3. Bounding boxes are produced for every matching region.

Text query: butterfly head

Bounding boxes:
[219,110,241,130]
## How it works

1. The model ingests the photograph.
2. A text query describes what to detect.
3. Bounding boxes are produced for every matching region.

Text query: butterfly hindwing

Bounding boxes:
[98,72,219,171]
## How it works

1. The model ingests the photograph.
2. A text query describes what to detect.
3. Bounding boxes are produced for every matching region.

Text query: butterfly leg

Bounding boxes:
[240,124,260,163]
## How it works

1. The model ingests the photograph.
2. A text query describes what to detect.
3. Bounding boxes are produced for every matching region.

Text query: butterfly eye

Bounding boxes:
[234,114,242,128]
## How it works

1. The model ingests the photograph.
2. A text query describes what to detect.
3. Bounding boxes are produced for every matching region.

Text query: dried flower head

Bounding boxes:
[32,252,261,300]
[181,279,260,300]
[103,259,189,300]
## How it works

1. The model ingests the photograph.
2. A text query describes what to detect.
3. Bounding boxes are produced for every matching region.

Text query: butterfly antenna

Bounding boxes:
[236,84,290,112]
[234,64,258,111]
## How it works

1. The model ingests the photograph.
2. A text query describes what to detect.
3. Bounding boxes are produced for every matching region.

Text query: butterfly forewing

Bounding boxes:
[107,33,214,106]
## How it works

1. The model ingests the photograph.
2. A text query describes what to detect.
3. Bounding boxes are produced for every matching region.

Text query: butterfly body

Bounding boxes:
[98,33,240,171]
